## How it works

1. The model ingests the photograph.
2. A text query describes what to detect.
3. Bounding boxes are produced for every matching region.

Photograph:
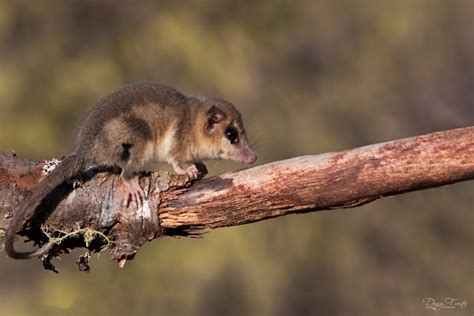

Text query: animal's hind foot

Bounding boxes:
[121,176,146,208]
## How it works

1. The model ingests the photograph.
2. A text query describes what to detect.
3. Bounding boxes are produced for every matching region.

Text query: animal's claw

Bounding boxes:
[121,176,146,208]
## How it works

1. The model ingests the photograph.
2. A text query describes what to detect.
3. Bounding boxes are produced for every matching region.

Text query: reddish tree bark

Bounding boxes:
[0,126,473,271]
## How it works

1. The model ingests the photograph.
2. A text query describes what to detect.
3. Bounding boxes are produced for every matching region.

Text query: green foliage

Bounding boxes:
[0,1,472,315]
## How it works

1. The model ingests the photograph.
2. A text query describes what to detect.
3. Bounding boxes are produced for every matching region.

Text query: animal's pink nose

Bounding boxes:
[243,150,257,164]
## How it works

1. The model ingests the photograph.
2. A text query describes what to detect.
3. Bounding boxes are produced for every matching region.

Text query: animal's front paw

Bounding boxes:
[185,165,199,180]
[172,162,206,180]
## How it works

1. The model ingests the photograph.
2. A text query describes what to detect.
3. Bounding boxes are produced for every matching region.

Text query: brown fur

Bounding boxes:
[5,83,256,259]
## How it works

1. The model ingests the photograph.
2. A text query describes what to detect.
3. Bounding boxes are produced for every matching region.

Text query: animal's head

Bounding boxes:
[197,97,257,164]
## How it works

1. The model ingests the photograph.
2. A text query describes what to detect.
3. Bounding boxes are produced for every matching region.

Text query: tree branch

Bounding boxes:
[1,127,473,269]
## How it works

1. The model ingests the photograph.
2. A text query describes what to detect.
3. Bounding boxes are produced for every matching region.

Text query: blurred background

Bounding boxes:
[0,1,472,315]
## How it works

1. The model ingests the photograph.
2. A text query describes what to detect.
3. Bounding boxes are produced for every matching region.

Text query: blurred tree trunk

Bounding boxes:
[0,126,472,269]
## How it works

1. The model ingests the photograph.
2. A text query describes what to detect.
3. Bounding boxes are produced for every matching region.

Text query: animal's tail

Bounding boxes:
[4,153,86,259]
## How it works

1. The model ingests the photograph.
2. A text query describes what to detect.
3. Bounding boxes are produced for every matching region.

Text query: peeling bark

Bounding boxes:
[0,127,473,270]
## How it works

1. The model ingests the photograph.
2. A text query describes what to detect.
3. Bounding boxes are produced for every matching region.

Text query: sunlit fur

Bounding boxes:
[4,83,256,260]
[191,97,256,164]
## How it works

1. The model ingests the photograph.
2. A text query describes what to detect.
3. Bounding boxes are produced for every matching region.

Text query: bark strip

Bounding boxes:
[0,127,472,266]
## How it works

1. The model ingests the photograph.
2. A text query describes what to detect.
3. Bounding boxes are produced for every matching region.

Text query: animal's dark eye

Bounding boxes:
[225,126,239,144]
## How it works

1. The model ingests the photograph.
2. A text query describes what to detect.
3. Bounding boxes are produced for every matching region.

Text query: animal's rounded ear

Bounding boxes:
[206,105,226,132]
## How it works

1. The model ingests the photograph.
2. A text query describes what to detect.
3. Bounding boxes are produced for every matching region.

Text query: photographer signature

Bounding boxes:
[423,297,468,311]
